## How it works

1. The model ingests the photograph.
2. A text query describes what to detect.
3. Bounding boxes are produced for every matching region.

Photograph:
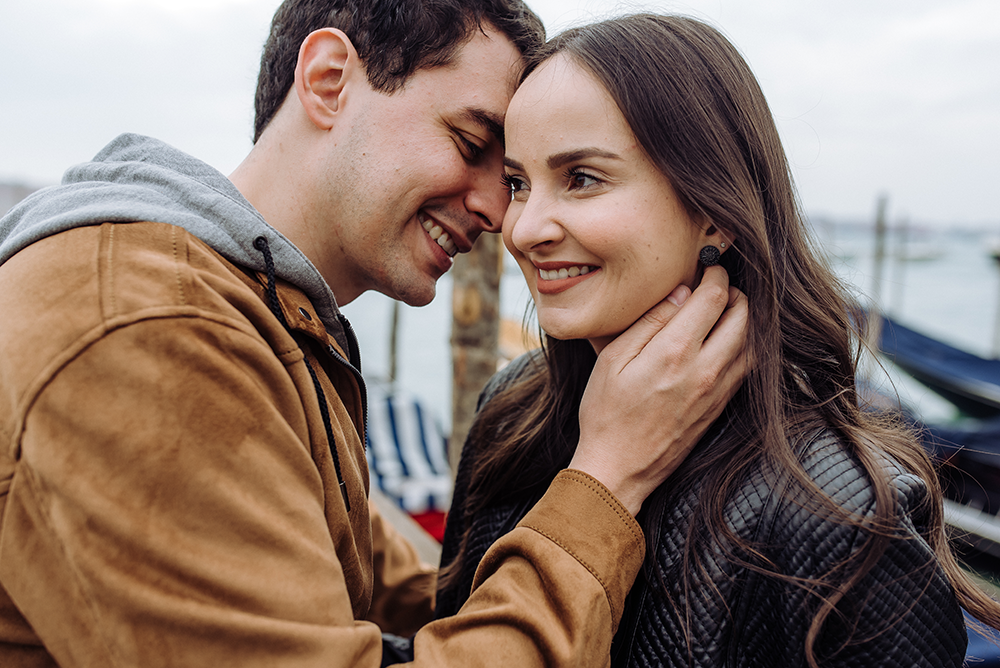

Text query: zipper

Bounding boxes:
[330,313,368,450]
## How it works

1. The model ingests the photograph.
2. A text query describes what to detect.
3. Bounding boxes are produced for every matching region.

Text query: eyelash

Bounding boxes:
[565,167,600,189]
[500,172,525,193]
[499,167,601,196]
[458,134,485,161]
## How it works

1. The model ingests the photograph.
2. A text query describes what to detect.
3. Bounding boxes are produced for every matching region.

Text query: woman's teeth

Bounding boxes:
[421,217,458,256]
[539,266,593,281]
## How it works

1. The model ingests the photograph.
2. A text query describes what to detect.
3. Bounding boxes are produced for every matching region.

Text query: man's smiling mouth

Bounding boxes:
[420,212,458,257]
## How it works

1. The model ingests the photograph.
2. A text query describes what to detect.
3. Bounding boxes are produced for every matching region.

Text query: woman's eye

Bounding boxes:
[567,169,600,189]
[500,172,528,196]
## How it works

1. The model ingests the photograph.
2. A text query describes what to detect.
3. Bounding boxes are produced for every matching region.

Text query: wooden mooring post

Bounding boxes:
[449,234,502,473]
[866,194,889,354]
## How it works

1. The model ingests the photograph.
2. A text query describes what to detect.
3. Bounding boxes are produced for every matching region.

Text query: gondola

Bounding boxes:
[873,313,1000,419]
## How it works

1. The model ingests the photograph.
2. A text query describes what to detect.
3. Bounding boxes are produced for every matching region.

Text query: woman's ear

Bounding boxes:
[294,28,361,130]
[702,222,734,256]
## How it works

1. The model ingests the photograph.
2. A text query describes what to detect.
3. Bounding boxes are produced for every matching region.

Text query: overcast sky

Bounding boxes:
[2,0,997,228]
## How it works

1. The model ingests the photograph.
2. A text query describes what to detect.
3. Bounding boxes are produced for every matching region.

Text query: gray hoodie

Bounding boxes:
[0,133,352,351]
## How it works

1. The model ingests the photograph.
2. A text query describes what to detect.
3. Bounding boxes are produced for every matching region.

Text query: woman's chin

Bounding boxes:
[536,319,625,354]
[546,331,619,354]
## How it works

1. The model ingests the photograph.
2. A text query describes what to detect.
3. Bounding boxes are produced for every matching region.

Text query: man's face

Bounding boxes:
[324,28,522,306]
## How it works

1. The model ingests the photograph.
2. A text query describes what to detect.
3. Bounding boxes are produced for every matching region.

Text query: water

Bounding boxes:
[820,222,1000,424]
[341,222,1000,434]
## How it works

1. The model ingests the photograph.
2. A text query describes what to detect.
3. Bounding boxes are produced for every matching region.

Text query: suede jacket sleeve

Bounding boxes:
[365,499,437,638]
[0,222,645,668]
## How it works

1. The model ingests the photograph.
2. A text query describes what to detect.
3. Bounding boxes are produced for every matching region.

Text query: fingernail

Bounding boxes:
[667,285,691,307]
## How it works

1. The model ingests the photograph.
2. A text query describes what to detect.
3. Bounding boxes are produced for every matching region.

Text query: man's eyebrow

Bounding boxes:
[547,148,622,170]
[460,108,505,145]
[503,156,524,171]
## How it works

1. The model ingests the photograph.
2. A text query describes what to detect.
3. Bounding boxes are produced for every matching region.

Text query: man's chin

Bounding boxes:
[384,279,436,307]
[400,292,435,307]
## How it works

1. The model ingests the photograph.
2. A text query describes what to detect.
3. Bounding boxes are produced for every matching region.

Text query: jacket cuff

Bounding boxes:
[517,469,645,631]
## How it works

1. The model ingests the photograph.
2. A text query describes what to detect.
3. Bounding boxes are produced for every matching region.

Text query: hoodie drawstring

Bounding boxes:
[253,236,351,513]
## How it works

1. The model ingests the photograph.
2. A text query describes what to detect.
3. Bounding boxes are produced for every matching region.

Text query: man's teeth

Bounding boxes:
[539,266,593,281]
[421,218,458,257]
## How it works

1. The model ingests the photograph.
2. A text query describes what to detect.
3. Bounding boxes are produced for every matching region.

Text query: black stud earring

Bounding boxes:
[699,245,720,266]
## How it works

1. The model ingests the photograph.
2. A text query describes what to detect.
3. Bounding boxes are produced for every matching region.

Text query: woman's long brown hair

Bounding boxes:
[441,14,1000,667]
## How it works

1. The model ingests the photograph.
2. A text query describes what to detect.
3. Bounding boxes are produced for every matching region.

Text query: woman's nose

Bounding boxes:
[505,196,565,253]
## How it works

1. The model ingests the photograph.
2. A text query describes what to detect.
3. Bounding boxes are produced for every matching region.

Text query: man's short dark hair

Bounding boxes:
[253,0,545,142]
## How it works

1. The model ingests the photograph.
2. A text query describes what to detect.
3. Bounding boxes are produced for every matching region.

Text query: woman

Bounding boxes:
[435,13,1000,667]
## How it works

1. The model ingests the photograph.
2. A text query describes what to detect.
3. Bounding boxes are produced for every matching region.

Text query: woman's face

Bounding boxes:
[502,54,716,352]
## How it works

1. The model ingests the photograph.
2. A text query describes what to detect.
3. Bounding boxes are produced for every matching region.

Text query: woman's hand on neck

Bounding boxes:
[570,267,749,515]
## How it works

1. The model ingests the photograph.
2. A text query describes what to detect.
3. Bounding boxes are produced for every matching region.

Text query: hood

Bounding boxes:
[0,133,350,349]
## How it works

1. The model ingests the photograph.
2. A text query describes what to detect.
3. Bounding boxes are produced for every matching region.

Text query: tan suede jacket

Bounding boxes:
[0,221,644,667]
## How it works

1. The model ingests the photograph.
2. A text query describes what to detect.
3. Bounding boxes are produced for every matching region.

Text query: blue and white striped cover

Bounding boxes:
[365,385,452,515]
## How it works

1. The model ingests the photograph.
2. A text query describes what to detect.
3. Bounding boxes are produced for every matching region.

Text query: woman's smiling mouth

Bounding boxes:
[535,264,599,295]
[538,265,595,280]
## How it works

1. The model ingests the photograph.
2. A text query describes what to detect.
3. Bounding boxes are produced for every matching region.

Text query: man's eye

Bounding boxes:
[458,134,485,161]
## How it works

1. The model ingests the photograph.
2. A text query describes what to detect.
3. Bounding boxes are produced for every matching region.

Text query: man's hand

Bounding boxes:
[569,266,749,515]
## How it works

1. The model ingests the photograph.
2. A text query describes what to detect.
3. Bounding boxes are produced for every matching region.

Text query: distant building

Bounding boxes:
[0,182,42,218]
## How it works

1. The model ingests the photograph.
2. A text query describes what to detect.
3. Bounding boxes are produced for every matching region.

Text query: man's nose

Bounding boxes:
[464,164,510,233]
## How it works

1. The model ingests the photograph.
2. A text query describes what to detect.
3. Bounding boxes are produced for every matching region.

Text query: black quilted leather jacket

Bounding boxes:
[436,354,968,667]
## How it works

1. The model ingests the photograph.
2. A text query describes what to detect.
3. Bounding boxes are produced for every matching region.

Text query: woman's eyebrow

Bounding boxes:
[547,148,622,169]
[503,149,624,172]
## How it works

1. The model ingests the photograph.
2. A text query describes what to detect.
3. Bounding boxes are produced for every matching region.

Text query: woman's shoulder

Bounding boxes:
[683,427,931,551]
[477,349,545,409]
[750,427,934,556]
[794,427,930,511]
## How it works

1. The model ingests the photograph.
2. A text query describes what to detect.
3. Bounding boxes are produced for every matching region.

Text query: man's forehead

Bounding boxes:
[444,28,525,101]
[425,31,523,145]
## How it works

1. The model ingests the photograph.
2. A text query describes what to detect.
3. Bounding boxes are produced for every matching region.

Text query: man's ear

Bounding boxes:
[294,28,361,130]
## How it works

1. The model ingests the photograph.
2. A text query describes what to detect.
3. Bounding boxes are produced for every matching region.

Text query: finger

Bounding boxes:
[702,286,748,358]
[728,284,742,308]
[707,346,750,411]
[665,266,732,343]
[667,284,692,308]
[701,290,751,389]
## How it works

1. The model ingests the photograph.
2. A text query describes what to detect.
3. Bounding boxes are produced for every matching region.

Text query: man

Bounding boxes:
[0,0,747,666]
